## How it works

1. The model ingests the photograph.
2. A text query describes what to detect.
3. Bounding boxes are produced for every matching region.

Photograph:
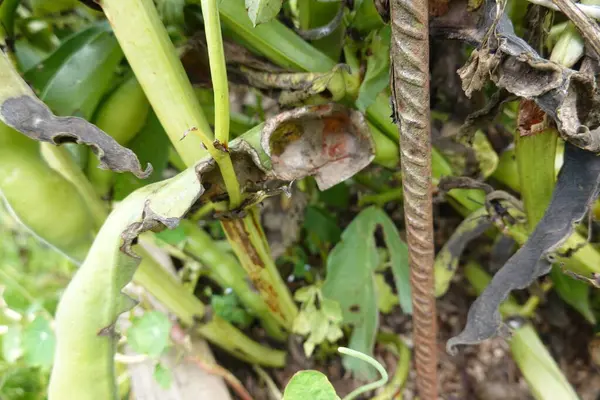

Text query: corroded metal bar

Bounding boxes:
[390,0,439,398]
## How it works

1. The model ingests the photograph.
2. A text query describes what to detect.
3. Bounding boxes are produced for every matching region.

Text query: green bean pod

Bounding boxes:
[0,121,94,262]
[87,75,151,197]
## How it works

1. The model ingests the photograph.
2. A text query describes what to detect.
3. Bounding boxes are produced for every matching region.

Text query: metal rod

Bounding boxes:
[390,0,439,398]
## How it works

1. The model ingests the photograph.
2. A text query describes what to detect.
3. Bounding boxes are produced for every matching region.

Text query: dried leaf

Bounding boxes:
[453,0,600,152]
[261,104,375,190]
[0,50,150,178]
[448,142,600,353]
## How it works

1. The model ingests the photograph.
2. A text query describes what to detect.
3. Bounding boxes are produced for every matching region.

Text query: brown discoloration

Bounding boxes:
[261,104,375,190]
[517,99,548,137]
[222,218,288,322]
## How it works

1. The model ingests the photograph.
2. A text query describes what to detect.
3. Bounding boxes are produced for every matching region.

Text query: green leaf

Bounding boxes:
[153,363,173,389]
[551,268,596,324]
[211,293,253,329]
[128,311,172,358]
[245,0,283,26]
[26,22,123,119]
[283,370,340,400]
[322,206,410,379]
[356,25,391,112]
[30,0,78,15]
[2,324,23,363]
[319,183,350,208]
[112,112,171,200]
[303,206,341,245]
[22,316,55,369]
[154,225,187,246]
[374,273,398,314]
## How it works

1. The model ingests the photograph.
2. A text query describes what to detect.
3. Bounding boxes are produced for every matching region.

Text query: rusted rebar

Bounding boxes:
[390,0,439,398]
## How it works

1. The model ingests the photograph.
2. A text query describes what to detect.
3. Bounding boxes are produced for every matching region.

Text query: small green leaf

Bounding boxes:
[128,311,172,358]
[153,363,173,389]
[374,273,398,314]
[283,370,340,400]
[2,324,23,363]
[356,25,391,112]
[321,298,343,323]
[292,311,312,336]
[211,293,253,329]
[294,286,318,303]
[22,316,55,368]
[245,0,283,26]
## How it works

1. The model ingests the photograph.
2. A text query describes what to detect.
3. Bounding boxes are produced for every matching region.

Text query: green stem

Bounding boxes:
[515,126,557,230]
[371,333,411,400]
[200,0,241,208]
[338,347,389,400]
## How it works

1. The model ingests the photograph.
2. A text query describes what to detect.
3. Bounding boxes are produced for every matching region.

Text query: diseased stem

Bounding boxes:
[199,0,241,208]
[100,0,297,331]
[221,208,298,330]
[390,0,438,398]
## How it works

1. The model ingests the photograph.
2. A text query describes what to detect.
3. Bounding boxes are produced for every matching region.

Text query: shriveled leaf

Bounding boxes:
[322,206,410,379]
[22,316,55,369]
[240,64,348,105]
[262,104,375,190]
[450,0,600,153]
[245,0,283,26]
[128,311,172,358]
[0,50,150,178]
[435,207,491,297]
[356,25,391,112]
[448,143,600,352]
[283,370,340,400]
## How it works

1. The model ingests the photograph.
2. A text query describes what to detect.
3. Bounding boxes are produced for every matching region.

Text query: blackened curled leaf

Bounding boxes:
[1,96,151,178]
[450,0,600,152]
[261,104,375,190]
[447,142,600,353]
